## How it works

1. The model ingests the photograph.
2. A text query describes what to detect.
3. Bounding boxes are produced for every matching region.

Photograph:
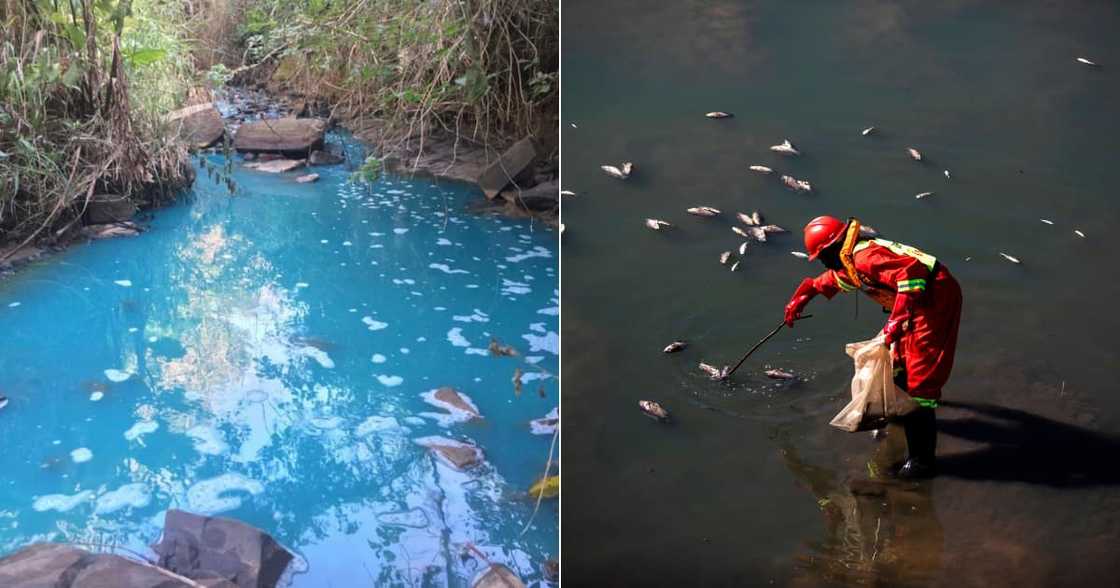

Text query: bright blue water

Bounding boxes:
[0,134,558,586]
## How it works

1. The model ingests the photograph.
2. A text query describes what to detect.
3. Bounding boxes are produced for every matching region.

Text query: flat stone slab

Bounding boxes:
[170,103,225,149]
[153,509,294,588]
[415,436,484,470]
[0,543,197,587]
[477,137,540,200]
[244,159,305,173]
[434,387,481,419]
[80,222,143,240]
[234,117,327,155]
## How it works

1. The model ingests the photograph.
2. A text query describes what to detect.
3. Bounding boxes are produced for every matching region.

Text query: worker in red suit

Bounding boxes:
[784,216,963,478]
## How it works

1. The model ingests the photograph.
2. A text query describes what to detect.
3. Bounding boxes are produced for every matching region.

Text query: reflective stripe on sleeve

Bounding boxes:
[913,397,939,409]
[896,278,927,292]
[833,270,858,292]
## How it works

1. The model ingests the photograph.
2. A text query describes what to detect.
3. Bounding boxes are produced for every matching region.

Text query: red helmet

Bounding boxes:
[804,216,847,260]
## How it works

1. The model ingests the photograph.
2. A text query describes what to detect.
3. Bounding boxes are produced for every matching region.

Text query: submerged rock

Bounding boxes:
[0,543,198,587]
[85,194,138,224]
[308,149,345,166]
[234,117,327,155]
[80,222,143,240]
[295,173,320,183]
[152,509,294,588]
[415,436,484,470]
[433,387,482,419]
[245,159,306,173]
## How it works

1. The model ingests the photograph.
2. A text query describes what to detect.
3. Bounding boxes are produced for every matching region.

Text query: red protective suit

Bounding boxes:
[811,240,962,401]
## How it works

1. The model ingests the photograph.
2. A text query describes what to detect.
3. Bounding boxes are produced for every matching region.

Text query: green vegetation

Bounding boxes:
[0,0,194,248]
[231,0,558,153]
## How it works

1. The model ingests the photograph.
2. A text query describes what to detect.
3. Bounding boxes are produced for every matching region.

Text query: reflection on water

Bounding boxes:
[0,134,558,585]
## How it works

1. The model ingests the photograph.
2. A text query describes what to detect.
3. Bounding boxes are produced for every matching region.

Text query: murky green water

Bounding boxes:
[561,1,1120,585]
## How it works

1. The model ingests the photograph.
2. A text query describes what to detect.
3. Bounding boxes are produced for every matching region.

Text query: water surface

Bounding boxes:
[562,1,1120,585]
[0,135,559,586]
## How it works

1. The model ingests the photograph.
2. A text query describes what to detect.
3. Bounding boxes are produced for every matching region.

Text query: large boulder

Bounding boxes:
[152,509,294,588]
[0,543,198,587]
[499,181,558,212]
[234,117,327,155]
[84,194,138,224]
[477,137,540,200]
[169,102,225,149]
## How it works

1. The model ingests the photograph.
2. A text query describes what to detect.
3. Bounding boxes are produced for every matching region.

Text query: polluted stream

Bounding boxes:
[562,1,1120,586]
[0,133,559,585]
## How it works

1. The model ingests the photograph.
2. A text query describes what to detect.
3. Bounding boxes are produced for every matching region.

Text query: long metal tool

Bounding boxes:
[720,314,812,380]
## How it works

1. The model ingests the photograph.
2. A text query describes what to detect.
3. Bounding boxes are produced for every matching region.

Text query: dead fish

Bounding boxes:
[860,225,880,238]
[663,341,688,353]
[559,223,565,235]
[570,122,578,128]
[871,428,888,440]
[1040,219,1054,225]
[999,252,1021,264]
[907,147,923,161]
[560,190,576,197]
[748,226,767,242]
[861,127,876,136]
[738,242,749,255]
[698,362,727,380]
[645,219,672,231]
[915,192,934,199]
[749,165,774,174]
[0,395,7,410]
[1074,229,1086,238]
[1077,57,1100,67]
[730,260,740,272]
[639,400,671,422]
[732,226,750,238]
[760,224,787,234]
[944,169,952,180]
[705,111,733,119]
[687,206,721,217]
[750,211,763,225]
[489,338,519,357]
[781,175,812,193]
[719,251,732,265]
[765,369,795,380]
[513,368,523,396]
[791,251,810,259]
[601,162,634,180]
[736,212,755,226]
[770,139,801,156]
[296,173,319,184]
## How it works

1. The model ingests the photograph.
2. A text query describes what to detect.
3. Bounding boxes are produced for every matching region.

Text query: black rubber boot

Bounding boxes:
[898,407,938,479]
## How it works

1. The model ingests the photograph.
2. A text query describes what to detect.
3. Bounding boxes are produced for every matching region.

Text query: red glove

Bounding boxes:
[784,278,818,327]
[883,292,916,346]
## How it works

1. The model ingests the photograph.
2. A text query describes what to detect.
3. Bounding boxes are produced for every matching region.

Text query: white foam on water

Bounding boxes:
[128,327,138,333]
[70,448,93,463]
[342,241,353,246]
[403,416,426,426]
[362,316,389,331]
[394,228,409,235]
[185,473,264,514]
[371,353,387,364]
[124,420,159,441]
[522,331,559,355]
[465,348,488,356]
[419,389,481,427]
[501,279,531,296]
[429,263,469,275]
[355,415,405,437]
[302,346,335,369]
[377,375,404,387]
[505,246,552,263]
[113,280,132,287]
[89,391,104,402]
[520,371,550,383]
[94,483,151,515]
[436,238,453,246]
[447,327,470,348]
[377,508,430,529]
[7,302,20,308]
[434,306,447,311]
[529,322,547,333]
[530,407,559,435]
[525,355,544,364]
[400,347,410,354]
[296,282,310,289]
[309,415,344,430]
[33,491,94,513]
[104,369,132,382]
[466,284,479,289]
[186,425,229,456]
[537,305,560,316]
[452,309,490,323]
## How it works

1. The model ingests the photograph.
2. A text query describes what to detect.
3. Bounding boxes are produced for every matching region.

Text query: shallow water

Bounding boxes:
[562,1,1120,585]
[0,134,558,586]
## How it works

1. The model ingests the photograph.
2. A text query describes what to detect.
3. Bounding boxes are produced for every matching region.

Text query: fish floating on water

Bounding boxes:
[861,127,876,136]
[748,226,768,242]
[765,369,795,380]
[730,261,740,272]
[944,170,952,180]
[732,226,750,238]
[1074,229,1086,238]
[687,206,721,217]
[601,162,634,180]
[999,252,1021,264]
[791,251,810,259]
[737,211,763,226]
[781,175,812,193]
[1040,219,1054,225]
[560,190,576,197]
[645,219,672,231]
[706,111,733,119]
[0,395,7,410]
[749,165,774,174]
[720,251,732,265]
[907,147,923,161]
[489,338,519,357]
[915,192,934,199]
[739,242,749,255]
[1077,57,1100,67]
[770,139,801,156]
[559,223,565,235]
[639,400,671,422]
[663,341,687,353]
[761,224,787,234]
[698,362,728,380]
